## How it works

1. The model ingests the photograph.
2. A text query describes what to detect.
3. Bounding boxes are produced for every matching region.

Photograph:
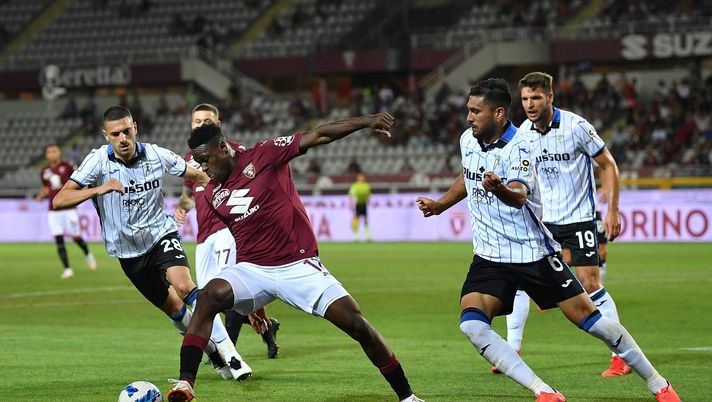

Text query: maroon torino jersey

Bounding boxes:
[202,133,318,266]
[184,140,244,244]
[40,161,75,211]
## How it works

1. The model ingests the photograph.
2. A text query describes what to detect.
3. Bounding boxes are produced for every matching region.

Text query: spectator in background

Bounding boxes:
[156,94,170,117]
[306,158,321,176]
[60,95,78,119]
[345,155,362,174]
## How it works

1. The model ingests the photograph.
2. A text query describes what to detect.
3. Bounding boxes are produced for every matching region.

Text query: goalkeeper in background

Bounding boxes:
[349,173,372,242]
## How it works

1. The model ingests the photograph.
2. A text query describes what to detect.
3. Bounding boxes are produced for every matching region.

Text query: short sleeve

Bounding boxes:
[70,149,103,188]
[574,118,606,157]
[505,139,534,194]
[155,145,188,177]
[255,133,304,167]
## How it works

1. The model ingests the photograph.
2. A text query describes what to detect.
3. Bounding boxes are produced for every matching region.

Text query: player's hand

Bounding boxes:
[416,196,441,217]
[367,112,395,139]
[604,210,621,242]
[482,171,504,194]
[173,206,188,225]
[97,178,125,196]
[247,308,270,334]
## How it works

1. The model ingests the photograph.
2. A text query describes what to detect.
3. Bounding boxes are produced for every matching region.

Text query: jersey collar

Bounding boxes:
[478,121,517,152]
[107,142,146,166]
[530,107,561,135]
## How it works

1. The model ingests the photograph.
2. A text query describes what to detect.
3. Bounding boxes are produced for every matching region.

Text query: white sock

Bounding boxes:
[579,311,668,394]
[460,309,554,395]
[506,290,530,351]
[590,288,622,357]
[169,305,191,334]
[599,262,607,284]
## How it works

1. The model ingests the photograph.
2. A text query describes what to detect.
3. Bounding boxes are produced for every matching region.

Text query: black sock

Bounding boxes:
[225,310,245,346]
[376,355,413,400]
[180,334,208,386]
[73,237,89,254]
[54,236,69,268]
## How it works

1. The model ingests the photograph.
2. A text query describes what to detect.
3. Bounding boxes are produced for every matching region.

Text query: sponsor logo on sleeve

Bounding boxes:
[273,135,295,147]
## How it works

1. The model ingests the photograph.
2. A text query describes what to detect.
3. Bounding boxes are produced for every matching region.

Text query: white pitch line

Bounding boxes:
[680,347,712,351]
[3,285,134,299]
[0,298,143,309]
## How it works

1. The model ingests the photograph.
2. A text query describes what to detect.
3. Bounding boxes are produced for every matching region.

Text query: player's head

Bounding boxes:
[45,144,61,164]
[102,106,137,162]
[188,123,232,183]
[191,103,220,130]
[356,173,366,182]
[466,78,511,141]
[518,72,554,123]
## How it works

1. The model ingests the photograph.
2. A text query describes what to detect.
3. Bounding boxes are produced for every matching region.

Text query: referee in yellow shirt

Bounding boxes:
[349,173,372,241]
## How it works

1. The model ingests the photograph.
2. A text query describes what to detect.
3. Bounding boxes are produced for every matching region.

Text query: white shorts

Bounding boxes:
[195,228,236,288]
[215,256,350,317]
[47,209,81,237]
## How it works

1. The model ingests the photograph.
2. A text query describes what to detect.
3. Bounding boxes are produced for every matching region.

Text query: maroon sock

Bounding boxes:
[376,354,413,400]
[179,334,208,386]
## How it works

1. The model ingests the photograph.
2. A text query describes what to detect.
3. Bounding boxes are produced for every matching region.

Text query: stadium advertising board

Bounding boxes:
[3,190,711,243]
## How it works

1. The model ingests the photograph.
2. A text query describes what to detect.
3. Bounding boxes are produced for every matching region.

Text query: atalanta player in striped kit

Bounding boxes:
[53,106,252,382]
[417,78,679,401]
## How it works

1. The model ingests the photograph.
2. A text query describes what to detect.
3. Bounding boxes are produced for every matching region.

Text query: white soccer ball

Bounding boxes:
[118,381,164,402]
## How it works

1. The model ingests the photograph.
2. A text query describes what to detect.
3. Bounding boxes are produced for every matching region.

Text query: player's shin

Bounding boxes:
[178,334,208,386]
[375,354,414,401]
[506,290,530,351]
[460,308,555,396]
[578,310,669,393]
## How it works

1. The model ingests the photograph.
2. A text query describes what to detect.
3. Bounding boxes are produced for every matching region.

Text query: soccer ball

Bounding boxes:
[118,381,164,402]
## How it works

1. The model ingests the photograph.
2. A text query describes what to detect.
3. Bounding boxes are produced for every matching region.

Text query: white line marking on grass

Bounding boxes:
[0,298,142,309]
[681,347,712,351]
[3,286,134,298]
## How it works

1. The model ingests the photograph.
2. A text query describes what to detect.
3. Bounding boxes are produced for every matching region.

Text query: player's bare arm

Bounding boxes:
[483,172,527,209]
[53,178,125,209]
[183,164,209,186]
[299,113,395,152]
[594,148,621,241]
[417,172,467,217]
[35,185,49,201]
[174,185,194,225]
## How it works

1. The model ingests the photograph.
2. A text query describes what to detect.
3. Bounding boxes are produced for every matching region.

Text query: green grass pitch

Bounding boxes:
[1,242,710,401]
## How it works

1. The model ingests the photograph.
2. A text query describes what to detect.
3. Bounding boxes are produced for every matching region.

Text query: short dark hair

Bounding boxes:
[518,72,554,93]
[192,103,219,119]
[102,106,132,124]
[469,78,512,112]
[188,123,224,149]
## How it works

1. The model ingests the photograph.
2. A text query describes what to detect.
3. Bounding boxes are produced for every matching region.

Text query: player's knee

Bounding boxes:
[199,283,232,314]
[576,270,601,293]
[54,235,65,247]
[598,247,608,260]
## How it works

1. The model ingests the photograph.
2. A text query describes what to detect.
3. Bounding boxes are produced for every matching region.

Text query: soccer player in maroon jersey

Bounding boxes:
[174,103,280,358]
[36,144,96,279]
[167,114,423,402]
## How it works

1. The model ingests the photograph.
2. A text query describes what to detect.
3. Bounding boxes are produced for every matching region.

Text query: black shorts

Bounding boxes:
[119,232,190,307]
[461,254,584,316]
[595,211,608,245]
[355,203,367,217]
[545,221,600,267]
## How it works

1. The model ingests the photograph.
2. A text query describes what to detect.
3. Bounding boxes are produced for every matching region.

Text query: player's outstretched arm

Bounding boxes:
[182,164,209,186]
[594,147,621,240]
[299,113,394,152]
[174,185,194,225]
[53,178,125,209]
[483,172,527,209]
[417,172,466,217]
